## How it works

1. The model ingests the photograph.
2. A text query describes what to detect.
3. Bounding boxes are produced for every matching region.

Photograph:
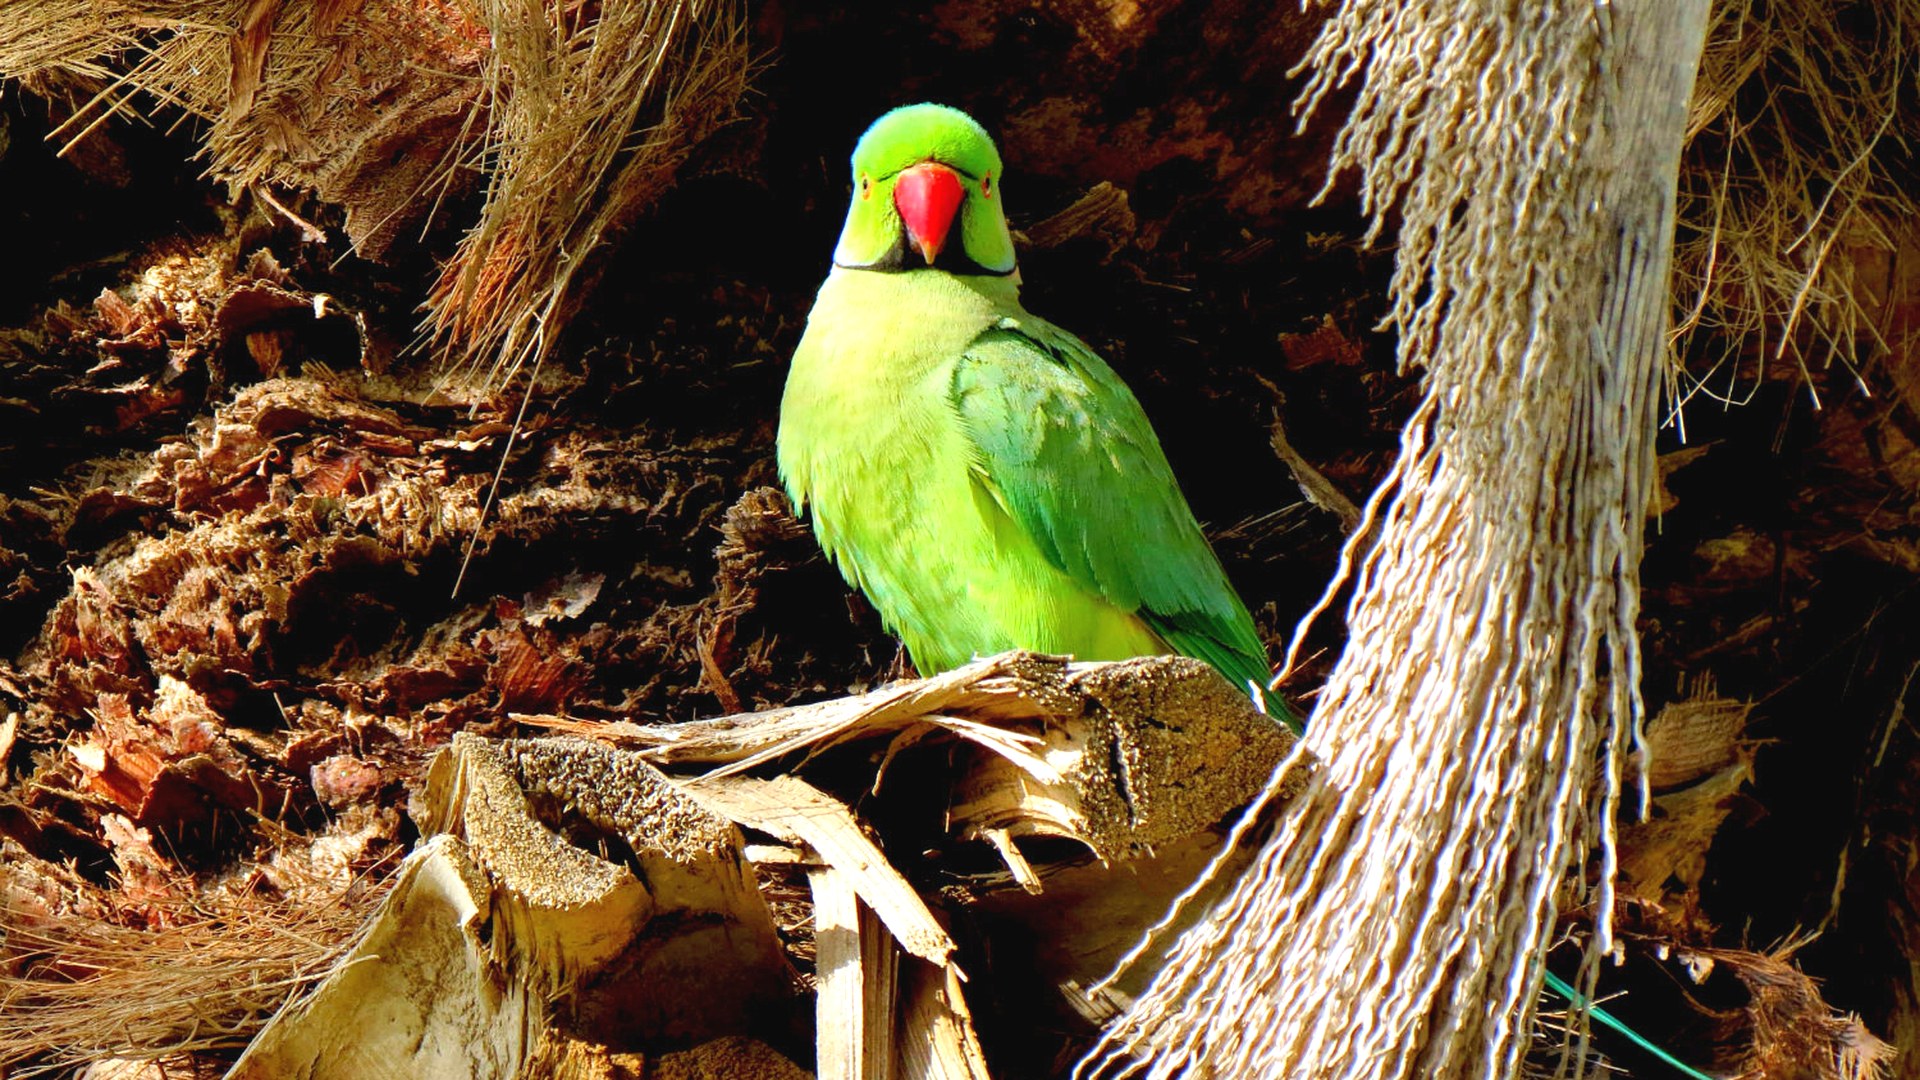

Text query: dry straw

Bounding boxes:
[0,865,379,1077]
[0,0,750,393]
[1080,2,1711,1078]
[1669,0,1920,420]
[425,0,751,393]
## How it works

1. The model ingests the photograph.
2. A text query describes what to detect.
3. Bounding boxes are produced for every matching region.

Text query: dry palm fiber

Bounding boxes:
[425,0,750,393]
[0,0,749,374]
[1079,2,1710,1078]
[1670,0,1920,417]
[0,857,381,1077]
[0,0,493,258]
[0,2,135,85]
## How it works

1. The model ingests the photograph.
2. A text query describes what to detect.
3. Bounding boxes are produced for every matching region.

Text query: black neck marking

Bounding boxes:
[837,229,1016,277]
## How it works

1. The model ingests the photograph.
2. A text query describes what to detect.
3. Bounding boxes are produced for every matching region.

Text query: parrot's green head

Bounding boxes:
[832,103,1018,277]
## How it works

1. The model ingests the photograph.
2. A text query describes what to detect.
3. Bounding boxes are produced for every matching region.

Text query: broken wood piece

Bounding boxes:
[810,866,899,1080]
[897,957,993,1080]
[419,734,652,991]
[948,656,1301,861]
[528,651,1302,868]
[446,734,793,1044]
[686,772,956,968]
[231,734,799,1077]
[1256,373,1362,531]
[519,1031,813,1079]
[979,826,1043,893]
[1022,181,1137,261]
[227,834,531,1080]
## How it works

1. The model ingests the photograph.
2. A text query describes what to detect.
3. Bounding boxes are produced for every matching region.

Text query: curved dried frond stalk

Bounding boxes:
[1668,0,1920,421]
[425,0,751,397]
[1078,3,1708,1078]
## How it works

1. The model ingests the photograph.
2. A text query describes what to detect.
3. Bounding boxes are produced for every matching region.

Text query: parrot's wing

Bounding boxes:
[950,318,1273,701]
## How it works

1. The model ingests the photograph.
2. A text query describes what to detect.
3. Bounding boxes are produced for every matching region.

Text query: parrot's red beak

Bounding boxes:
[893,161,964,265]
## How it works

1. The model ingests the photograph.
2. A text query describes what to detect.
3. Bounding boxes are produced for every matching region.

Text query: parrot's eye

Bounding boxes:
[982,173,992,198]
[860,174,872,200]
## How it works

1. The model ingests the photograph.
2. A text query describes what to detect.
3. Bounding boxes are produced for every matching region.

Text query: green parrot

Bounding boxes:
[778,102,1290,726]
[777,110,1724,1076]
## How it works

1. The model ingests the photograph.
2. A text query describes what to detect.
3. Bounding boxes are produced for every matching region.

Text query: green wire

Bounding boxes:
[1540,969,1718,1080]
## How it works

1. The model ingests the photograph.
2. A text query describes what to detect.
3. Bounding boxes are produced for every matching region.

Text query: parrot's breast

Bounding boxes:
[777,269,1162,674]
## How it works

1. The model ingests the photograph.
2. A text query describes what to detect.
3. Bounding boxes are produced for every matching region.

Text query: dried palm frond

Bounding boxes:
[1078,2,1710,1077]
[0,0,750,387]
[425,0,751,396]
[1,0,494,260]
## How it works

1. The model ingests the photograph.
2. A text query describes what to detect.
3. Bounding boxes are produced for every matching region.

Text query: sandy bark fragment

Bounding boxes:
[427,734,792,1045]
[231,734,798,1077]
[949,656,1298,861]
[421,734,652,989]
[517,1031,810,1080]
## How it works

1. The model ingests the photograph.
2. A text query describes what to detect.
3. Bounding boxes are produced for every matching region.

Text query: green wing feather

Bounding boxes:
[950,317,1287,723]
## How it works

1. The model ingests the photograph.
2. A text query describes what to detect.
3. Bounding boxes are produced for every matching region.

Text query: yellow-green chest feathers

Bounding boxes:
[776,102,1287,725]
